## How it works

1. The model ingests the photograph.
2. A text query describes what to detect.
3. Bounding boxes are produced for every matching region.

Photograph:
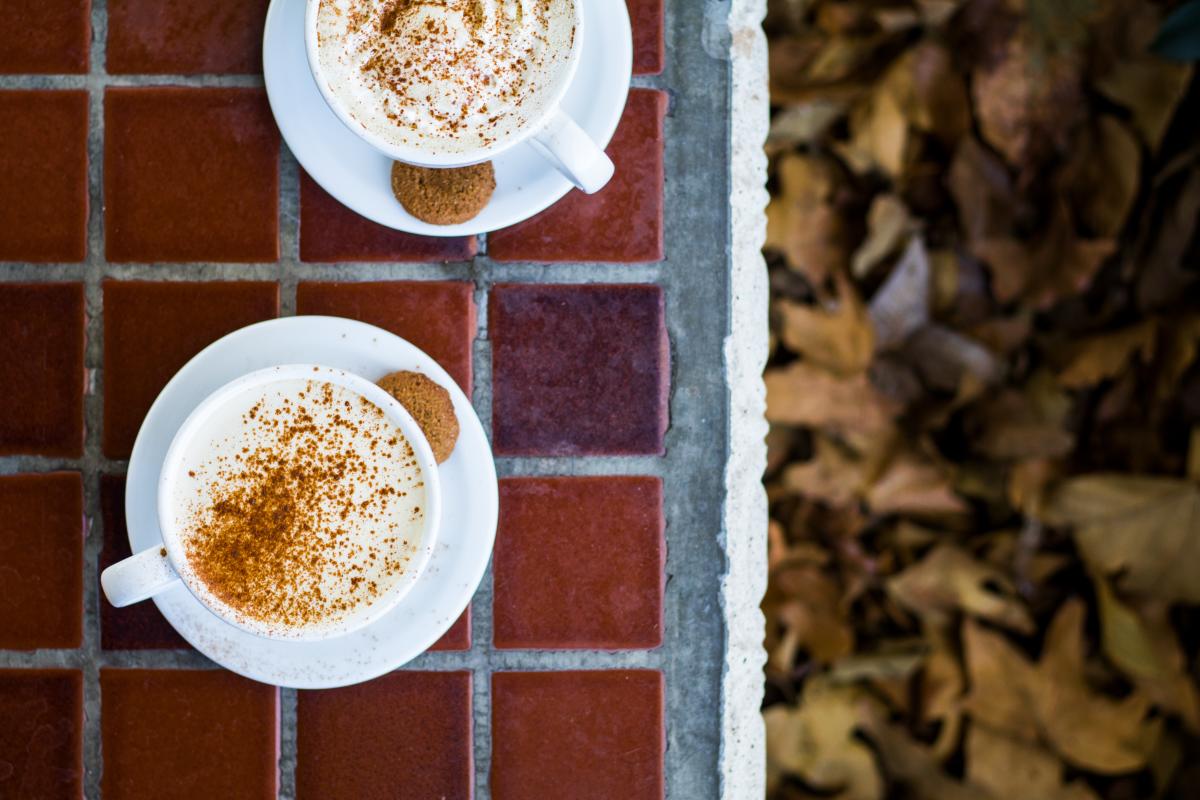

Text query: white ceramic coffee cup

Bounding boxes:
[100,364,443,642]
[303,0,614,194]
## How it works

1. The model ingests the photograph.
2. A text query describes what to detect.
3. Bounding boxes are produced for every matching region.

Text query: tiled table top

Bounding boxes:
[0,1,747,798]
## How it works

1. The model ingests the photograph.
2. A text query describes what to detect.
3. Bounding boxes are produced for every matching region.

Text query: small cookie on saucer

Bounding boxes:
[390,161,495,225]
[377,370,460,463]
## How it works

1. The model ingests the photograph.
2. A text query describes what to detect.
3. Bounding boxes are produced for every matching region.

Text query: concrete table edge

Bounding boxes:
[718,0,769,797]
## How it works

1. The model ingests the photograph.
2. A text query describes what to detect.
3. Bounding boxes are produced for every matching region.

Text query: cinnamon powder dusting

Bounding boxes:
[179,379,425,633]
[315,0,576,154]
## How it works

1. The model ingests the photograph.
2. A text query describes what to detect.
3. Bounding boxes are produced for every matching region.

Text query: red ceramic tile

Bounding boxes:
[101,669,278,800]
[488,90,667,263]
[0,91,89,262]
[494,477,663,649]
[297,671,472,800]
[102,280,279,458]
[0,1,89,73]
[99,475,189,650]
[0,670,83,799]
[297,281,476,393]
[429,607,472,651]
[0,474,83,650]
[489,284,668,455]
[629,0,664,75]
[299,171,477,263]
[107,0,270,74]
[0,283,86,457]
[491,671,664,800]
[104,88,280,262]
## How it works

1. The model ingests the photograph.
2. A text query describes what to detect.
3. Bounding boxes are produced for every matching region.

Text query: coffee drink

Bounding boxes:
[165,377,427,637]
[315,0,578,155]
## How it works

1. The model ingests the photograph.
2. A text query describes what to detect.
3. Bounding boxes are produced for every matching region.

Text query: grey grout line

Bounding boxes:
[469,268,495,800]
[0,647,661,671]
[494,456,666,477]
[0,74,266,89]
[82,3,108,798]
[275,144,300,800]
[278,688,298,800]
[0,260,659,283]
[473,665,492,800]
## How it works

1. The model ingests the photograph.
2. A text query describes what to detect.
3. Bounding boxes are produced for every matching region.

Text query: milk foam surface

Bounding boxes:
[316,0,576,155]
[168,378,427,636]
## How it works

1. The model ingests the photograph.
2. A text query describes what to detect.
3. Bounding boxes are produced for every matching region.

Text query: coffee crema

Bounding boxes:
[315,0,576,154]
[170,378,426,636]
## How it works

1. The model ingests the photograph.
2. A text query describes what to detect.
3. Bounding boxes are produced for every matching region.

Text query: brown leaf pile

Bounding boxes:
[762,1,1200,798]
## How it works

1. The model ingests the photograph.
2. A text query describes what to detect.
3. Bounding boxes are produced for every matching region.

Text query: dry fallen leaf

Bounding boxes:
[765,361,900,435]
[1155,312,1200,401]
[966,724,1100,800]
[889,40,971,143]
[845,72,911,178]
[1062,115,1142,238]
[1035,599,1163,774]
[1094,57,1192,151]
[972,218,1117,308]
[867,235,930,350]
[866,447,970,517]
[1057,320,1158,389]
[1041,474,1200,604]
[1094,576,1200,732]
[962,619,1040,743]
[972,24,1085,172]
[781,434,863,506]
[766,561,856,669]
[859,711,988,800]
[964,601,1163,775]
[887,544,1034,633]
[775,273,875,375]
[766,153,850,286]
[765,679,883,799]
[948,136,1016,243]
[851,194,915,279]
[969,370,1074,461]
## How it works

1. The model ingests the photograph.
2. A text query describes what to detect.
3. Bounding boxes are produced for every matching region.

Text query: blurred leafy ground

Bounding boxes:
[761,1,1200,798]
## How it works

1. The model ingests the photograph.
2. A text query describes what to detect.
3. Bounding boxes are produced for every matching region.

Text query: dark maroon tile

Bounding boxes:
[491,671,664,800]
[102,280,279,458]
[488,90,667,263]
[0,283,86,457]
[0,1,89,74]
[629,0,664,75]
[0,91,89,262]
[297,671,472,800]
[296,281,476,393]
[495,477,663,649]
[104,87,280,262]
[99,475,190,650]
[489,284,668,455]
[107,0,270,74]
[299,171,477,262]
[0,670,83,799]
[101,669,278,800]
[429,608,471,651]
[0,474,83,650]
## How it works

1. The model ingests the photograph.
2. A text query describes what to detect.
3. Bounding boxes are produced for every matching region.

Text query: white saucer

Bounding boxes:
[262,0,633,238]
[124,316,498,688]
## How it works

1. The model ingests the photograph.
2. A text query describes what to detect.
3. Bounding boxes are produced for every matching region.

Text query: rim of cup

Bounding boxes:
[302,0,586,168]
[157,364,443,641]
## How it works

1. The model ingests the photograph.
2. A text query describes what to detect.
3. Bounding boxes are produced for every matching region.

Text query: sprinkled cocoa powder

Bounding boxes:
[315,0,576,154]
[178,379,425,633]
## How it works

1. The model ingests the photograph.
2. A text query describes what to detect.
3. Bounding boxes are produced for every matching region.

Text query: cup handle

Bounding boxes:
[529,110,615,194]
[101,546,181,608]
